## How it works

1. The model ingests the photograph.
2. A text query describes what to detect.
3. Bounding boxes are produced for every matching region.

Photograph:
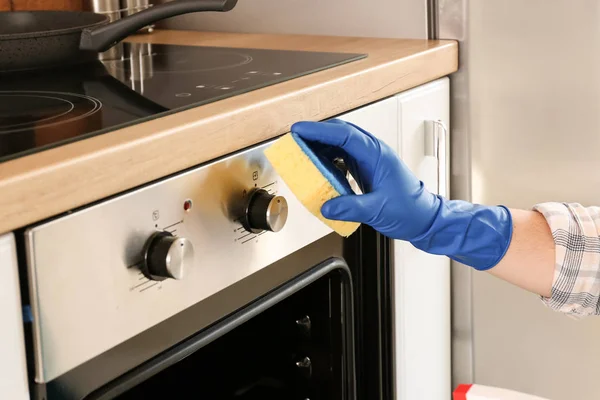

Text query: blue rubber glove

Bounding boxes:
[290,119,513,271]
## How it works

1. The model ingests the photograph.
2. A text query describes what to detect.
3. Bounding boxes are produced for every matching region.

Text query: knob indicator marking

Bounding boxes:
[242,188,288,234]
[142,231,194,281]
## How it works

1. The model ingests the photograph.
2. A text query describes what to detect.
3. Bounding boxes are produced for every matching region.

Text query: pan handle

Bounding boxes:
[79,0,238,52]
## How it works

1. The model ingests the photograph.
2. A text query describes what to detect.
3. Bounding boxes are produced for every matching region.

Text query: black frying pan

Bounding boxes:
[0,0,238,72]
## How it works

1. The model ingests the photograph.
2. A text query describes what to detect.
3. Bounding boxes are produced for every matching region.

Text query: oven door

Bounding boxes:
[91,242,356,400]
[20,136,394,400]
[23,229,393,400]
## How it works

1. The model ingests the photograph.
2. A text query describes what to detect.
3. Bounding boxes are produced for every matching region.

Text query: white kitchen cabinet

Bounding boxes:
[335,96,398,202]
[335,96,399,152]
[333,79,451,400]
[395,77,452,400]
[0,233,29,400]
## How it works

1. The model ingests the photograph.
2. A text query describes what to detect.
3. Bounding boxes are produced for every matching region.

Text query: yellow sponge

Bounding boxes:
[264,132,360,237]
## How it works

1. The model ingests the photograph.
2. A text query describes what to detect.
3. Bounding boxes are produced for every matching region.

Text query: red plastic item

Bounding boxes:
[452,383,550,400]
[453,384,473,400]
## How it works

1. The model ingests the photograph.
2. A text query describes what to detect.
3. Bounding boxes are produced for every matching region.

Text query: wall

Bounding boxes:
[155,0,427,39]
[440,1,600,399]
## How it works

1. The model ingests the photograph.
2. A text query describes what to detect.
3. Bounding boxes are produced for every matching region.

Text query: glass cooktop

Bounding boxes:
[0,42,366,163]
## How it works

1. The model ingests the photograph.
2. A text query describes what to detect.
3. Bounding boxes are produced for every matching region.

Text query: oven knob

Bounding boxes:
[242,188,288,233]
[142,231,194,281]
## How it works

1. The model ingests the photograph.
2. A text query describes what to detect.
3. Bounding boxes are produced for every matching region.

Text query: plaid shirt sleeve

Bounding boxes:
[532,202,600,318]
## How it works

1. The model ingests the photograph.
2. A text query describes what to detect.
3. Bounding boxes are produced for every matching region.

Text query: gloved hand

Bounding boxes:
[290,119,513,271]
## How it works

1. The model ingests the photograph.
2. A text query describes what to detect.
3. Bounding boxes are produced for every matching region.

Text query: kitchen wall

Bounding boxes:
[441,1,600,399]
[155,0,427,39]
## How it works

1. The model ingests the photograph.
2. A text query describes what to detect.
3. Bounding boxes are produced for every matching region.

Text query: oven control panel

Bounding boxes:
[24,138,334,383]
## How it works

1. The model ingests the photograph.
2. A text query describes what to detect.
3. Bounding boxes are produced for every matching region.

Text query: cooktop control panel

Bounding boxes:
[24,138,333,383]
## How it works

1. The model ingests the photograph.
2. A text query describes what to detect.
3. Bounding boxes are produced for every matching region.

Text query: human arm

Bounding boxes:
[290,119,600,317]
[487,208,554,298]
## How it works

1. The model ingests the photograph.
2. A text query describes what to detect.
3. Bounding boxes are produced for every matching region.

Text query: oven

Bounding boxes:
[17,136,394,400]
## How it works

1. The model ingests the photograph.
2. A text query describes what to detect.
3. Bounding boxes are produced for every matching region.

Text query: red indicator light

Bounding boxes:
[183,199,193,211]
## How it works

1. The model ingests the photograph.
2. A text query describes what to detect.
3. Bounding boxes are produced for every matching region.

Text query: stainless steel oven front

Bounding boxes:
[19,137,394,400]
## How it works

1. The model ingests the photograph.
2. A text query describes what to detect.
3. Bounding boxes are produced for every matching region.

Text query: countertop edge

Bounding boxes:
[0,31,458,234]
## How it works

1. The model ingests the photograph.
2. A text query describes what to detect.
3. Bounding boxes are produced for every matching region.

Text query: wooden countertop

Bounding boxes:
[0,30,457,234]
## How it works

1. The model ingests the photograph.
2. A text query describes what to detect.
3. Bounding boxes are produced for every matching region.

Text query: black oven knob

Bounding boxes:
[142,231,194,281]
[242,188,288,233]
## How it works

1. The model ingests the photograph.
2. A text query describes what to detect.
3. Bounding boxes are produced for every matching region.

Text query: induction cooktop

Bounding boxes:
[0,42,366,163]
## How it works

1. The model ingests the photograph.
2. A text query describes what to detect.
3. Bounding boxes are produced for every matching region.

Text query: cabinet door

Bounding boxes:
[335,96,399,151]
[335,96,399,194]
[0,233,29,400]
[395,78,451,400]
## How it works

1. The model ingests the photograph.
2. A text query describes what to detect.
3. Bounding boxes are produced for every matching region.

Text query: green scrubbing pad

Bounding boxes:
[264,132,360,237]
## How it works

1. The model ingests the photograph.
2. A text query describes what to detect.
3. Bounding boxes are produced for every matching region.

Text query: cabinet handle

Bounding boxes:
[424,120,448,196]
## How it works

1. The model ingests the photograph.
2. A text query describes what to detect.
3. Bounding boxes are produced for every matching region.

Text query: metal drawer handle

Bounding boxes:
[424,120,448,196]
